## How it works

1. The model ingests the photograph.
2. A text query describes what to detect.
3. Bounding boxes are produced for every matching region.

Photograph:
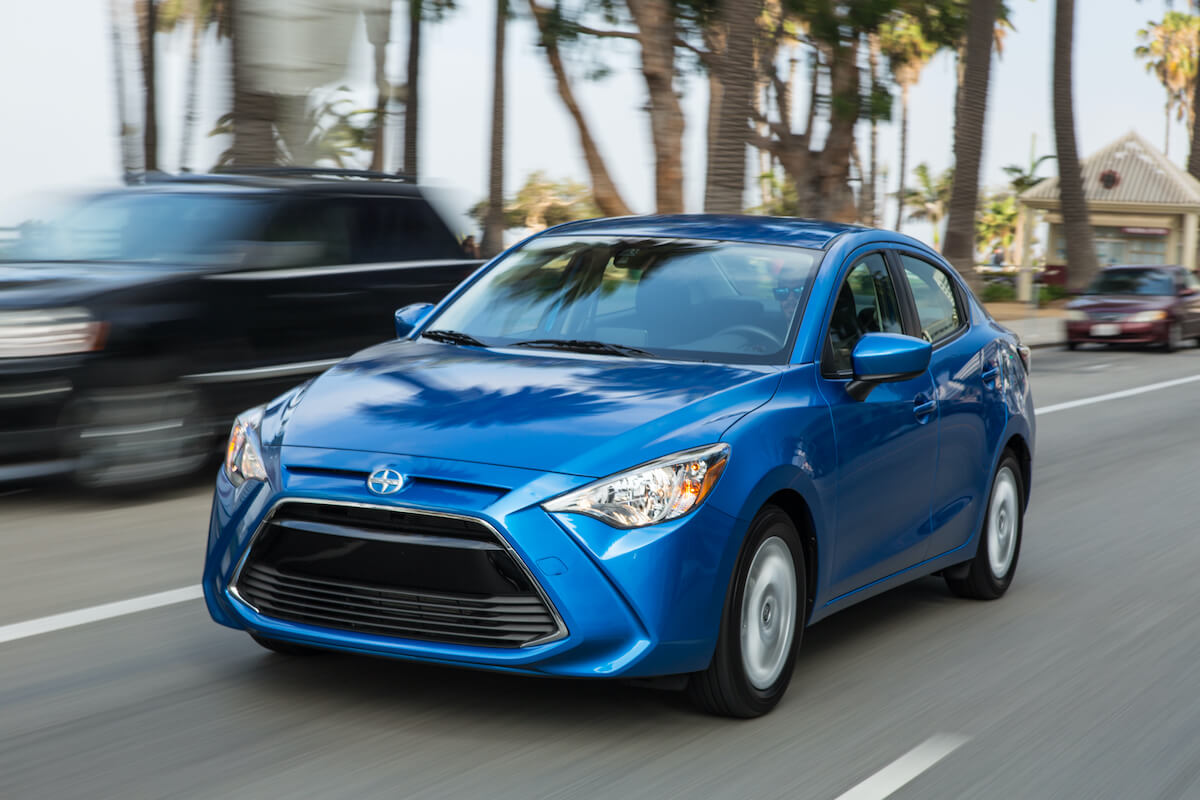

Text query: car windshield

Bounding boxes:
[1087,268,1175,296]
[428,236,821,364]
[2,191,270,266]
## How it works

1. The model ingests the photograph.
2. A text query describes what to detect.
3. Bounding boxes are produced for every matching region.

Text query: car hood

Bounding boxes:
[1067,294,1173,313]
[0,261,187,306]
[271,339,783,478]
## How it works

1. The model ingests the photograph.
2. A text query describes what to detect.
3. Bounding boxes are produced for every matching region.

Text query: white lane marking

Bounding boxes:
[0,585,203,645]
[834,733,969,800]
[1039,373,1200,416]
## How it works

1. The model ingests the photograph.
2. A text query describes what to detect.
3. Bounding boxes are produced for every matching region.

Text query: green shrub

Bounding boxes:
[981,282,1017,302]
[1039,284,1068,303]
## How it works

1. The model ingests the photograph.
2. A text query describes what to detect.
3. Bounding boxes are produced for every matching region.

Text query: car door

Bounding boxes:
[816,250,939,599]
[892,250,1006,560]
[342,196,479,351]
[1180,269,1200,336]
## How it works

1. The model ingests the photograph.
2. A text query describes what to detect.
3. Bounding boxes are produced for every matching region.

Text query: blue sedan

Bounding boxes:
[203,215,1035,717]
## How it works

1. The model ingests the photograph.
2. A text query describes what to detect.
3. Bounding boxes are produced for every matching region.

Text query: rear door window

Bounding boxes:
[898,254,966,344]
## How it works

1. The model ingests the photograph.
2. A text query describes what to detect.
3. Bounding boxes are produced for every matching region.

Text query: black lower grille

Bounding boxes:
[234,502,562,648]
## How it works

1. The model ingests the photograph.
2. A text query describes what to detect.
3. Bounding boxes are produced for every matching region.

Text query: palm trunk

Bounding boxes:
[815,39,859,222]
[705,0,760,213]
[135,0,158,172]
[757,80,772,207]
[864,33,880,228]
[1189,70,1200,179]
[481,0,506,257]
[703,35,724,212]
[1165,101,1171,155]
[1052,0,1098,292]
[942,0,998,294]
[404,0,421,178]
[530,0,631,216]
[179,10,204,172]
[626,0,685,213]
[894,83,910,231]
[366,0,392,173]
[229,0,277,165]
[109,0,139,179]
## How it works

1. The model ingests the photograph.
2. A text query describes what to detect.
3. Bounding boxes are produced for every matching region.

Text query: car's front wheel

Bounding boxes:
[1164,320,1184,353]
[689,506,805,718]
[945,452,1024,600]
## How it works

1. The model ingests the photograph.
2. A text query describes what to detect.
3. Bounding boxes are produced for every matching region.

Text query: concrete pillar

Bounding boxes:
[1015,206,1036,303]
[1184,212,1199,269]
[1167,222,1181,267]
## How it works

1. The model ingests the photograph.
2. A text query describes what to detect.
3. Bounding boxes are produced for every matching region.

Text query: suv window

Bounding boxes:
[899,254,965,344]
[352,198,464,263]
[255,200,353,268]
[825,253,904,374]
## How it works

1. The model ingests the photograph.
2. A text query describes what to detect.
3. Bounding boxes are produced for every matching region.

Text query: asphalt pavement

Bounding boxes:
[3,342,1200,799]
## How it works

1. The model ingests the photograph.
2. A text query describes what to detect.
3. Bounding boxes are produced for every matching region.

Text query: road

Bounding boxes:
[3,343,1200,799]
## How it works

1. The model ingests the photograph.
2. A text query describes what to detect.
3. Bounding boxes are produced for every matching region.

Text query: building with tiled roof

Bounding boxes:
[1019,130,1200,278]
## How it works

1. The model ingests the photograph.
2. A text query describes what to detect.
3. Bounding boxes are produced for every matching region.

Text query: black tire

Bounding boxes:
[63,383,218,491]
[946,452,1024,600]
[688,506,805,718]
[1164,321,1183,353]
[251,634,320,656]
[1065,341,1078,351]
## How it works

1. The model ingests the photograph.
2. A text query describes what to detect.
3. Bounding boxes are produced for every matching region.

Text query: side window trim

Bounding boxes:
[883,249,924,340]
[893,248,970,349]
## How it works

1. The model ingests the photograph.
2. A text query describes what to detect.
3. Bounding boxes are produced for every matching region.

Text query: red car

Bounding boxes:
[1065,265,1200,352]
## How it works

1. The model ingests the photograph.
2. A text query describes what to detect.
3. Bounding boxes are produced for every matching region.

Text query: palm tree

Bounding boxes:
[879,13,937,232]
[481,0,507,257]
[1002,150,1056,194]
[942,0,998,293]
[976,194,1018,263]
[109,0,140,179]
[135,0,159,171]
[404,0,422,177]
[168,0,229,172]
[1053,0,1097,292]
[903,163,953,249]
[364,0,393,172]
[705,0,761,213]
[1135,12,1200,154]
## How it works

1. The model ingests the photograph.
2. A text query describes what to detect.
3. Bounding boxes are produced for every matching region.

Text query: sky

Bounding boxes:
[0,0,1190,250]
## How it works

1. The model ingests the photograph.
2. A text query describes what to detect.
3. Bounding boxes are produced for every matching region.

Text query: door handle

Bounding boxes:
[913,394,937,420]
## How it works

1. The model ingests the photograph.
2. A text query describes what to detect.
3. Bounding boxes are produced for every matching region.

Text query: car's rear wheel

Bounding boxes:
[1065,340,1078,351]
[945,452,1024,600]
[688,506,805,718]
[251,634,320,656]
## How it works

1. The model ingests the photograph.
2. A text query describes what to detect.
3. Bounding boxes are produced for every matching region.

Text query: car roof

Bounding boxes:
[125,171,425,198]
[543,214,868,251]
[1100,264,1181,271]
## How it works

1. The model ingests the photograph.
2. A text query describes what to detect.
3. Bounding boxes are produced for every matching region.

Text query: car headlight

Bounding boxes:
[224,407,267,487]
[1065,310,1088,321]
[1127,310,1168,323]
[543,444,730,529]
[0,307,107,358]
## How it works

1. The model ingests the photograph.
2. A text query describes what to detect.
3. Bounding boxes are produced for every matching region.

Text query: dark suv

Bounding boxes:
[0,168,482,487]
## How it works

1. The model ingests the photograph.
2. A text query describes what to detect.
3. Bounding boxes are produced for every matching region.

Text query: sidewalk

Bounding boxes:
[984,302,1067,348]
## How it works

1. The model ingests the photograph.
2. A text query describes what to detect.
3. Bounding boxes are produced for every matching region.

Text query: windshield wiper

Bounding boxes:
[421,329,489,347]
[510,339,655,358]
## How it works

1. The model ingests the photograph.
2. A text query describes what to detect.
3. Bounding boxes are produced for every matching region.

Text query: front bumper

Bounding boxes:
[0,354,87,477]
[1065,319,1170,345]
[203,446,744,679]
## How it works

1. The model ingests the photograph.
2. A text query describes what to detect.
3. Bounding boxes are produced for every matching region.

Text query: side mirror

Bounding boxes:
[847,333,932,401]
[394,303,434,339]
